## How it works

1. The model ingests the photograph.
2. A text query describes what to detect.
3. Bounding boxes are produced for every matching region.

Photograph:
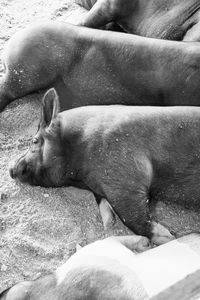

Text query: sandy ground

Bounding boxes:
[1,0,200,293]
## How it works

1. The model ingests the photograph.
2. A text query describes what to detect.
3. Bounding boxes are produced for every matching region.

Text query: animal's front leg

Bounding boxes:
[110,190,153,238]
[98,199,151,252]
[98,195,174,245]
[111,191,175,245]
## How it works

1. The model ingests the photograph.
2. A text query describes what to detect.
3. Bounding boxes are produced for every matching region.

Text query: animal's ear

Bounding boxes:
[41,88,60,128]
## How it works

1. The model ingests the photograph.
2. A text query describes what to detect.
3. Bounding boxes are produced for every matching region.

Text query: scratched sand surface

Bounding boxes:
[1,0,200,293]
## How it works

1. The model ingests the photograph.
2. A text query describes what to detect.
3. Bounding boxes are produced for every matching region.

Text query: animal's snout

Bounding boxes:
[9,159,30,181]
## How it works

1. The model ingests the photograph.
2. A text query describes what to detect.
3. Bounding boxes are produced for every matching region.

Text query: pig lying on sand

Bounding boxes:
[10,88,200,243]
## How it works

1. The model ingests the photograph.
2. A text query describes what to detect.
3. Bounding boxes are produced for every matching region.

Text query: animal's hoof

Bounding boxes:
[151,221,175,246]
[99,198,116,230]
[151,235,175,246]
[76,244,83,252]
[136,236,151,252]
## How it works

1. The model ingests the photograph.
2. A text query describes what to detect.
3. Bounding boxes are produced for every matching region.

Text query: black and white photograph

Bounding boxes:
[1,1,200,299]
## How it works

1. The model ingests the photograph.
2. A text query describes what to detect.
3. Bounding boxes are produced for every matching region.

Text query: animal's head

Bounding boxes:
[9,88,69,187]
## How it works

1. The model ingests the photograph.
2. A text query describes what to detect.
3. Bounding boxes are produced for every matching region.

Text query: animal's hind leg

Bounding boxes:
[0,72,40,112]
[0,73,13,111]
[0,31,62,113]
[77,0,136,29]
[64,3,90,25]
[0,63,57,112]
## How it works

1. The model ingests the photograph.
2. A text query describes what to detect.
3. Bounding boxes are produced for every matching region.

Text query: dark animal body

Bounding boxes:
[71,0,200,41]
[10,89,200,240]
[1,21,200,112]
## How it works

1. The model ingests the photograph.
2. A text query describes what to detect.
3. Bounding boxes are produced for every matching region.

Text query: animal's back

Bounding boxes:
[60,105,200,207]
